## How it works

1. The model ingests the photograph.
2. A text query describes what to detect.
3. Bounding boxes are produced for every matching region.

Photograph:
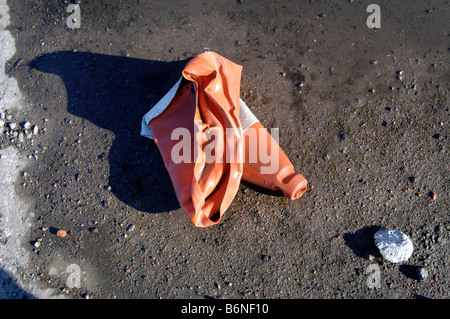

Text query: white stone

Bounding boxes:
[23,121,31,130]
[8,122,17,130]
[374,228,413,263]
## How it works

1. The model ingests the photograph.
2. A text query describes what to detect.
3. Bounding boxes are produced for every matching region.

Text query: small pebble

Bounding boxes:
[23,121,32,130]
[365,249,378,261]
[428,191,437,200]
[417,267,428,281]
[339,131,347,140]
[57,229,67,237]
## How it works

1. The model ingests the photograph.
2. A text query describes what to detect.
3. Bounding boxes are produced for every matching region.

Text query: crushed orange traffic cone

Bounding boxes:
[141,51,307,227]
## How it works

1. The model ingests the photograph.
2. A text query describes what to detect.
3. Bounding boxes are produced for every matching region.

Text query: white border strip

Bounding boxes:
[141,76,183,139]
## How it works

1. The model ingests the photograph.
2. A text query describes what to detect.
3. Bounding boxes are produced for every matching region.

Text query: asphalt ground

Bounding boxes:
[0,0,448,300]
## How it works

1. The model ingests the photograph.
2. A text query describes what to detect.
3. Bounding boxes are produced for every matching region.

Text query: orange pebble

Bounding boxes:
[57,229,67,237]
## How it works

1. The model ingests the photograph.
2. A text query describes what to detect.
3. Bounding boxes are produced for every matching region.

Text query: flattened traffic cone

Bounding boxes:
[141,51,307,227]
